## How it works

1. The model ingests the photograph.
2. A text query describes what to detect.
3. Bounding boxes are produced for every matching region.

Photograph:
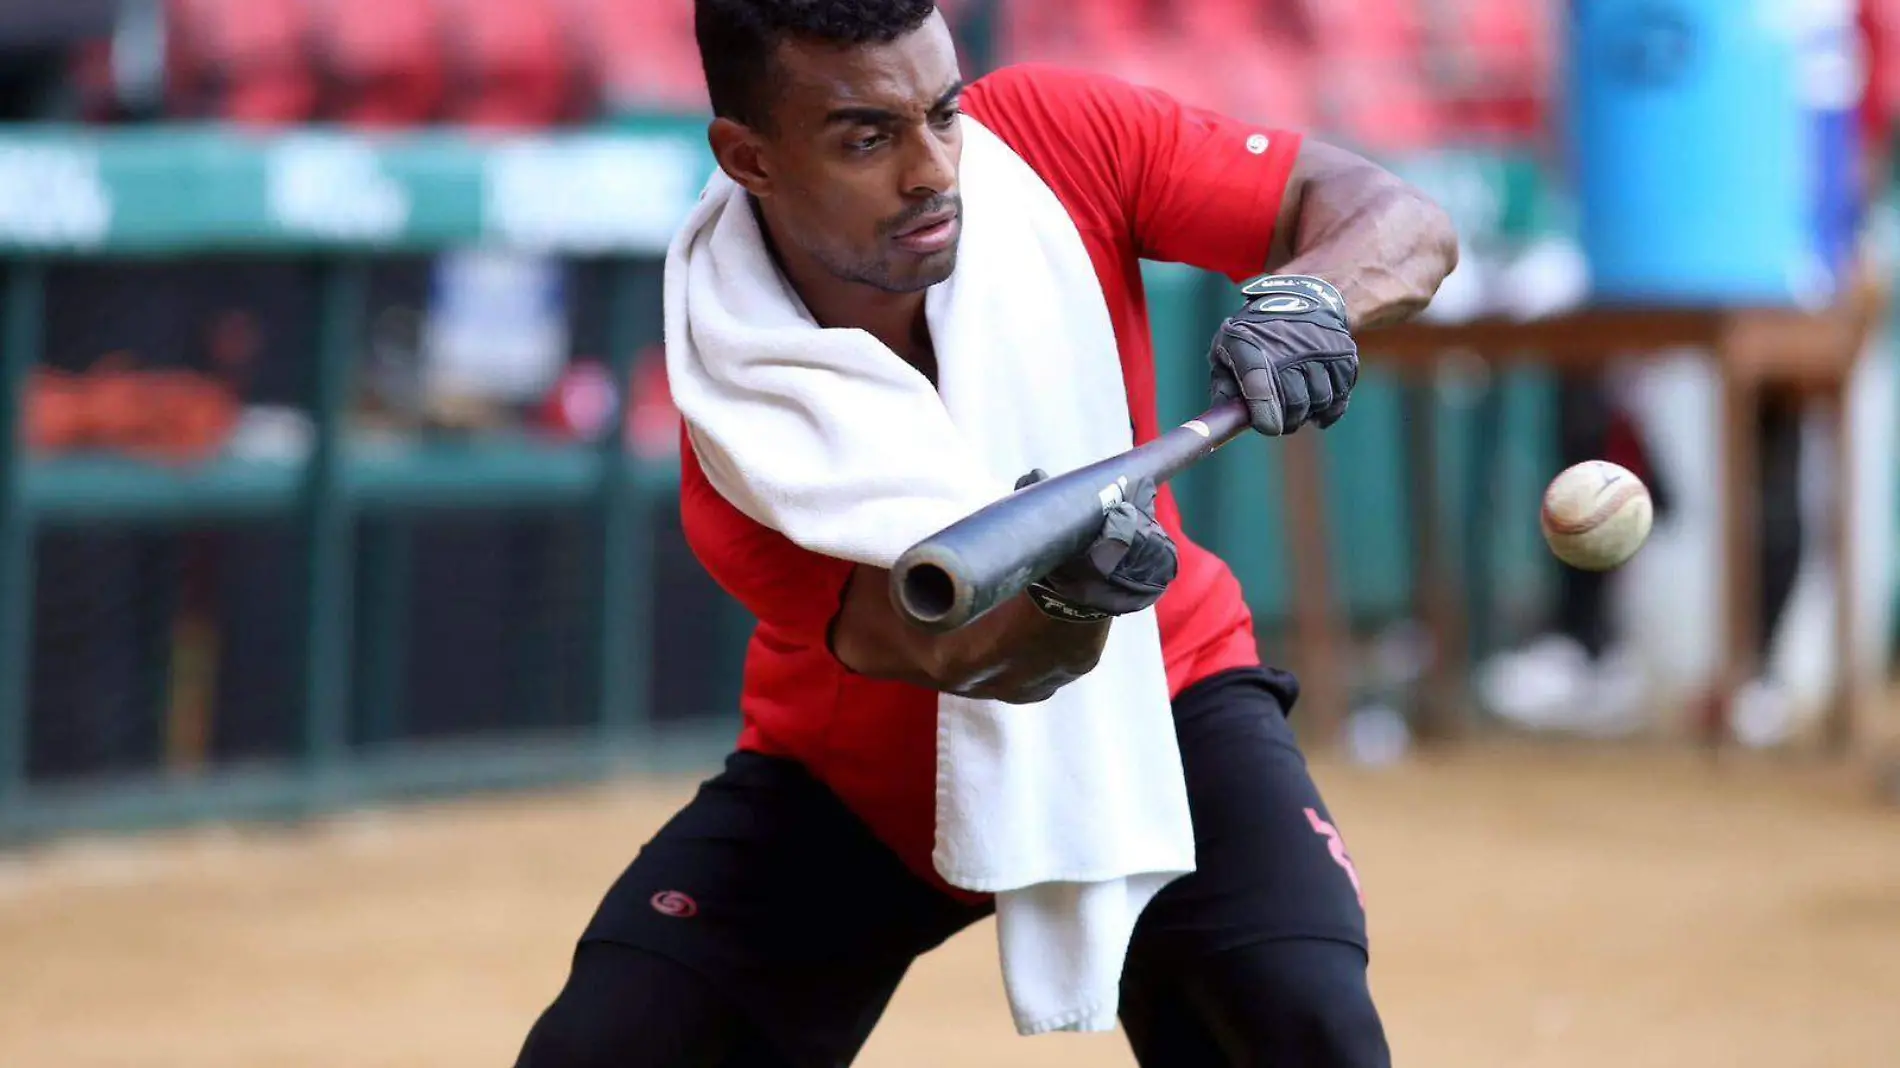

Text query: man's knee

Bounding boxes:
[513,943,746,1068]
[1200,937,1391,1068]
[515,974,652,1068]
[515,993,613,1068]
[1267,957,1388,1068]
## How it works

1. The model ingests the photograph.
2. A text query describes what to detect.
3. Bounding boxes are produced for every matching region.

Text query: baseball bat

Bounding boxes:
[890,399,1251,632]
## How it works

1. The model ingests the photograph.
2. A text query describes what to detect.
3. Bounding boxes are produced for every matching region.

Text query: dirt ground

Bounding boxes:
[4,738,1900,1068]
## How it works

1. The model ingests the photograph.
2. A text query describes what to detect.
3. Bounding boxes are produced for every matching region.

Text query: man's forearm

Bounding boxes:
[933,598,1112,703]
[828,566,1111,704]
[1271,144,1460,331]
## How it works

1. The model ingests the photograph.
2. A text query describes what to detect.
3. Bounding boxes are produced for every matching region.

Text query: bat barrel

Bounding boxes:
[890,401,1250,632]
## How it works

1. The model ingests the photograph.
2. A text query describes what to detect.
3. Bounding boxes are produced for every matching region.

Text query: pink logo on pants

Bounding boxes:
[1305,807,1364,908]
[650,890,699,918]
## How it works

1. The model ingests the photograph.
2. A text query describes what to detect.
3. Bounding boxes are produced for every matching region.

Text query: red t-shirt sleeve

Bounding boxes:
[962,63,1304,283]
[678,434,855,644]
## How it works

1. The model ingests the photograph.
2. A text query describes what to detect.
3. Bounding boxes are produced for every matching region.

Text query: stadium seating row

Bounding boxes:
[998,0,1556,148]
[152,0,1559,147]
[39,0,1900,154]
[162,0,709,128]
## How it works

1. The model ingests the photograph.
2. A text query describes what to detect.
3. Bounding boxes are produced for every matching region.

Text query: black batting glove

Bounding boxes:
[1013,469,1178,622]
[1208,274,1359,436]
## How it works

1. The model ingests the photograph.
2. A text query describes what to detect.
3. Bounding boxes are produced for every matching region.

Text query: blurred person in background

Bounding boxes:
[0,0,121,120]
[0,0,165,123]
[1475,377,1684,737]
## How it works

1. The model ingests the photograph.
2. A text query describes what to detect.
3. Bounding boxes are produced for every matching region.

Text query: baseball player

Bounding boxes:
[516,3,1457,1065]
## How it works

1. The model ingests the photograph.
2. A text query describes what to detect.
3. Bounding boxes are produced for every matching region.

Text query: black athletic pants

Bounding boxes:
[515,667,1388,1068]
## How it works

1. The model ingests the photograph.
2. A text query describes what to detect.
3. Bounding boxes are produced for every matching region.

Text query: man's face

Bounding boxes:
[747,12,965,293]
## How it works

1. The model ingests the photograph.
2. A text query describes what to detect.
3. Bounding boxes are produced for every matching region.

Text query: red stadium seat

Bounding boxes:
[307,0,448,128]
[1426,0,1556,143]
[1278,0,1455,148]
[1432,0,1555,90]
[1321,59,1444,153]
[996,0,1148,67]
[1294,0,1426,61]
[1172,0,1268,40]
[1456,0,1554,61]
[1865,0,1898,145]
[1216,37,1318,132]
[1161,0,1320,129]
[561,0,706,113]
[994,0,1317,129]
[164,0,318,125]
[1092,38,1230,114]
[436,0,580,128]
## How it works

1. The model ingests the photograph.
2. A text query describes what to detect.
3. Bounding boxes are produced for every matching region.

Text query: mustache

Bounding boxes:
[882,195,961,236]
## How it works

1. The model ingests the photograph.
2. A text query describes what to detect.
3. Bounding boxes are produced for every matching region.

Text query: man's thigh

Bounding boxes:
[1121,667,1386,1066]
[551,752,989,1068]
[1139,666,1370,957]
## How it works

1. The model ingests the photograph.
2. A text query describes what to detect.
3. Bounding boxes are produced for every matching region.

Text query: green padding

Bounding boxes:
[0,120,714,256]
[0,124,1555,257]
[24,442,678,523]
[346,439,607,509]
[24,453,300,521]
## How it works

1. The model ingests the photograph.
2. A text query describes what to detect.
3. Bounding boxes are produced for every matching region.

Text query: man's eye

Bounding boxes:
[847,132,887,152]
[931,107,961,128]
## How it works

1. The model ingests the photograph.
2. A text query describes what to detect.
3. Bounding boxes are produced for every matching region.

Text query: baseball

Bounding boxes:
[1539,460,1653,571]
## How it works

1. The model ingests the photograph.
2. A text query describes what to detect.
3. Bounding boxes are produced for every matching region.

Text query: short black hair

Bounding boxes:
[695,0,938,129]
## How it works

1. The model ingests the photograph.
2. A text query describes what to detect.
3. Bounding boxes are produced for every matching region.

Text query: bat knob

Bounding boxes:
[891,545,976,632]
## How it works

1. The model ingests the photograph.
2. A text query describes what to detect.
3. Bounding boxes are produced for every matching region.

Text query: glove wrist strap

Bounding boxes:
[1025,581,1112,623]
[1240,274,1348,319]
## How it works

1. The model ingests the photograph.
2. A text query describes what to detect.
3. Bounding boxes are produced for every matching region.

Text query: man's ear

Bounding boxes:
[709,117,773,197]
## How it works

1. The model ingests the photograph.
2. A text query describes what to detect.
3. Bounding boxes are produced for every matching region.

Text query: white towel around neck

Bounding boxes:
[663,116,1195,1035]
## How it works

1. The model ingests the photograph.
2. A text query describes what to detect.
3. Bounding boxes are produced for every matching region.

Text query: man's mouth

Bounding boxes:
[891,208,960,253]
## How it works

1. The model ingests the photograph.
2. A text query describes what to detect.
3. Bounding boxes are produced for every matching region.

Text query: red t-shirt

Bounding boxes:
[677,63,1303,900]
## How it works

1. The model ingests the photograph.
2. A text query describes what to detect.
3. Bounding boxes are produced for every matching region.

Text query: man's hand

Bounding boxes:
[1208,274,1360,436]
[827,471,1176,702]
[1015,470,1177,622]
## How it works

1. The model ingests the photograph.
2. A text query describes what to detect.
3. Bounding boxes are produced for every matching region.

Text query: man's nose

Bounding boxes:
[901,127,957,197]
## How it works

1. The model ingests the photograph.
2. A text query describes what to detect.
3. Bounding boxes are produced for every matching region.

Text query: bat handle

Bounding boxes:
[889,401,1251,632]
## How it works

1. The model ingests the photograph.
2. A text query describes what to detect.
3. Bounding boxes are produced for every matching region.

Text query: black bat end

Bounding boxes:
[898,562,957,623]
[891,544,976,632]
